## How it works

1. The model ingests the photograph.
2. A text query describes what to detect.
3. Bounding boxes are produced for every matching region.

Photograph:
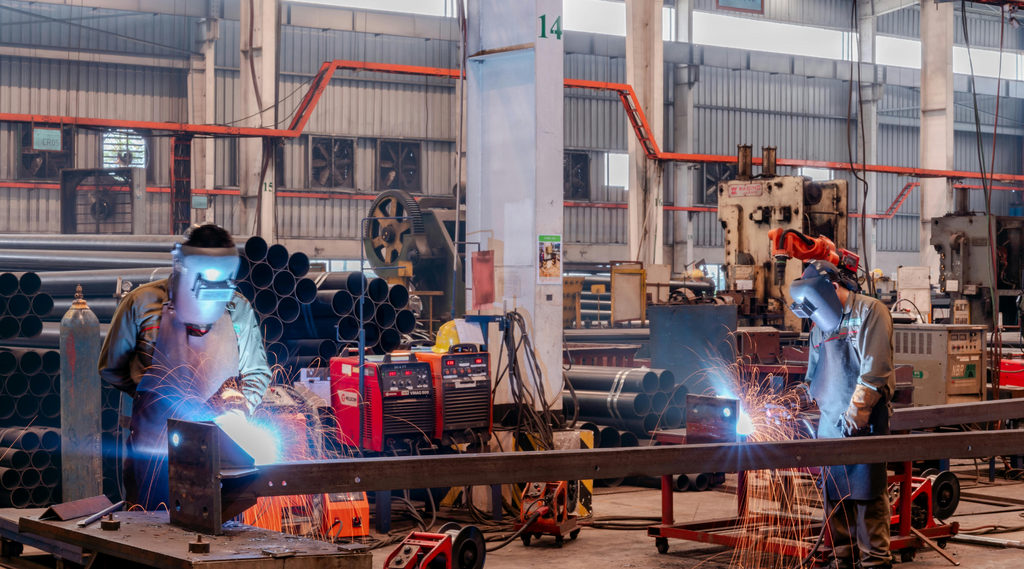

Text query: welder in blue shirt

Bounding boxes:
[790,260,895,569]
[98,225,271,510]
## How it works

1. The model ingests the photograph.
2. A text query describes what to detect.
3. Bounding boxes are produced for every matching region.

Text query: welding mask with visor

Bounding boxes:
[788,261,845,334]
[169,244,240,327]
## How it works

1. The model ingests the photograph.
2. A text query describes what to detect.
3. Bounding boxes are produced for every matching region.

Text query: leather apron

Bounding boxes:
[808,313,889,501]
[124,303,240,510]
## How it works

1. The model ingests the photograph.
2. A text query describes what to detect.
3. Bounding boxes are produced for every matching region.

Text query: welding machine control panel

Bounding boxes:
[441,354,489,380]
[380,363,431,395]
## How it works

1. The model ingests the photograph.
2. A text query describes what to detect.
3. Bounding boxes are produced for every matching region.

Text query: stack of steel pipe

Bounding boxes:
[0,427,61,507]
[624,472,726,492]
[295,267,415,359]
[235,238,414,379]
[561,366,684,437]
[0,273,51,339]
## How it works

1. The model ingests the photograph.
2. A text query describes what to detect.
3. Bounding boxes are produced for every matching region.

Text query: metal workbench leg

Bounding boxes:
[375,490,391,534]
[661,475,674,525]
[492,485,502,522]
[898,461,912,539]
[990,456,997,483]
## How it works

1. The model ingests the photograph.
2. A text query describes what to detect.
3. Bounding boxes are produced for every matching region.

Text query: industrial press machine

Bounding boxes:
[717,146,849,331]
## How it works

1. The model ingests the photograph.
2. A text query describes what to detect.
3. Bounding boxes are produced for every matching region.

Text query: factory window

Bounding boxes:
[606,153,629,190]
[309,137,355,189]
[377,140,422,193]
[799,167,831,181]
[101,130,147,169]
[877,35,1023,80]
[564,152,591,200]
[18,125,73,180]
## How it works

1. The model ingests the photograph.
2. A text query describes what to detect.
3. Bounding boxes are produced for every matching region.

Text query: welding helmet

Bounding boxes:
[788,261,845,333]
[169,226,241,327]
[432,321,462,354]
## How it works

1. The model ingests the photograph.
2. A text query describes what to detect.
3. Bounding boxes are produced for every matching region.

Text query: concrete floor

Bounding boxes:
[370,467,1024,569]
[2,465,1022,568]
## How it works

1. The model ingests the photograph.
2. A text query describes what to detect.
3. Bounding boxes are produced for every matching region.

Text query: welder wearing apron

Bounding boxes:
[98,225,271,510]
[790,261,895,569]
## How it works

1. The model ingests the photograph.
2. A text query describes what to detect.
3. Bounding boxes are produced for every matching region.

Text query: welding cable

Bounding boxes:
[484,510,543,552]
[410,443,438,531]
[890,299,926,324]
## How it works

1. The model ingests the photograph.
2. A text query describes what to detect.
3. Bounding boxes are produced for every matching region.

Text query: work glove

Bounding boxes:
[207,378,251,419]
[839,384,882,436]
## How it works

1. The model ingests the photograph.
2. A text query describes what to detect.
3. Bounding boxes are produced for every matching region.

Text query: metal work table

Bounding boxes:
[10,510,371,569]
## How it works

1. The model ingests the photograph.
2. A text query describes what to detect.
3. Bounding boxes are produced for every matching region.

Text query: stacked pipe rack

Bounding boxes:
[234,237,416,375]
[562,366,685,436]
[0,346,62,507]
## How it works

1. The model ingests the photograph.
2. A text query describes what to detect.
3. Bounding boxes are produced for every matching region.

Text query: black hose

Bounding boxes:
[485,511,542,552]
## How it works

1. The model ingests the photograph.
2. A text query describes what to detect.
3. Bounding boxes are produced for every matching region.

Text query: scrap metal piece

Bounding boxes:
[40,495,113,522]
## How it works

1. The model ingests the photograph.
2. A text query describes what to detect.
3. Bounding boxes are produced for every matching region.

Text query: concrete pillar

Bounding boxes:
[672,0,694,277]
[625,0,664,266]
[919,0,955,280]
[856,5,880,275]
[239,0,279,239]
[194,17,218,223]
[466,0,564,410]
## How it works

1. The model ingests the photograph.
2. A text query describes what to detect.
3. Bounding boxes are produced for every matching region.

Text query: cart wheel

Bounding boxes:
[570,529,581,540]
[900,548,916,563]
[521,535,531,547]
[937,539,948,549]
[555,536,564,548]
[534,533,543,540]
[656,537,670,554]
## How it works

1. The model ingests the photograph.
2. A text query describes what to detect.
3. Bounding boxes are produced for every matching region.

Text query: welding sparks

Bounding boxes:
[214,410,281,465]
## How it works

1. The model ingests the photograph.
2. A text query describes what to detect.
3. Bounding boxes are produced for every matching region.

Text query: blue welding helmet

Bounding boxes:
[789,261,845,333]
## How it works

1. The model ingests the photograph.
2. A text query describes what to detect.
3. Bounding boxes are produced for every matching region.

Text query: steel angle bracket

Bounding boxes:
[166,419,258,535]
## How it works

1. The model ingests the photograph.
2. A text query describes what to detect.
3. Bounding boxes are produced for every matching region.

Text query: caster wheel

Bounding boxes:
[937,539,948,549]
[555,536,564,548]
[521,535,531,547]
[900,548,916,563]
[570,529,580,540]
[656,537,669,554]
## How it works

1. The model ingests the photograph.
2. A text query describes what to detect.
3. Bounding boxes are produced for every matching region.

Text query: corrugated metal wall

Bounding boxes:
[1,7,1022,248]
[0,0,199,57]
[689,67,858,248]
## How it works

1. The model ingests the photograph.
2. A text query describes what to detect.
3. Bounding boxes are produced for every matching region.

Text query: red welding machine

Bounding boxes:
[414,345,493,446]
[331,352,435,453]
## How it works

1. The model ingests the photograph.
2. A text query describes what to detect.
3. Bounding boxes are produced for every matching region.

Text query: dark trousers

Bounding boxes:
[824,492,892,569]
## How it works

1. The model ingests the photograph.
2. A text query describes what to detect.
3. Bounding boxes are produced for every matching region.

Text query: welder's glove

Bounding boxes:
[208,384,251,419]
[839,384,881,436]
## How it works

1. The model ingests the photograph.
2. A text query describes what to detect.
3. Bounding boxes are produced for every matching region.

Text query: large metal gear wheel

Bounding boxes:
[364,190,425,265]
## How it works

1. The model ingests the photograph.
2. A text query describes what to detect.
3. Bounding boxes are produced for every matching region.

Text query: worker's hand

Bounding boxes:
[210,388,250,418]
[839,384,881,436]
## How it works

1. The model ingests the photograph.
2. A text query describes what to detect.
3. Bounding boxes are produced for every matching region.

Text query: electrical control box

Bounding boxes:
[331,353,435,453]
[894,324,986,406]
[415,345,493,445]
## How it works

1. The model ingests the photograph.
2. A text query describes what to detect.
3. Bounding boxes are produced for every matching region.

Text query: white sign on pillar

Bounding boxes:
[466,0,564,410]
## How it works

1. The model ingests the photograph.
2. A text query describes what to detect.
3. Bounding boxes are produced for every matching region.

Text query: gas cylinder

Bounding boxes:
[60,285,103,502]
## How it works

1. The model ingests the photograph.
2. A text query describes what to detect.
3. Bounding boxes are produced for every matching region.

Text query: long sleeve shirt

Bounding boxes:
[97,279,272,411]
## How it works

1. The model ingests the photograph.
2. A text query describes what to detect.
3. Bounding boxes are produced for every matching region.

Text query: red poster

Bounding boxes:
[471,251,495,310]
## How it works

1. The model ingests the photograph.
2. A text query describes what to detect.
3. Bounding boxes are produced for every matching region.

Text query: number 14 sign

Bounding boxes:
[538,14,562,40]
